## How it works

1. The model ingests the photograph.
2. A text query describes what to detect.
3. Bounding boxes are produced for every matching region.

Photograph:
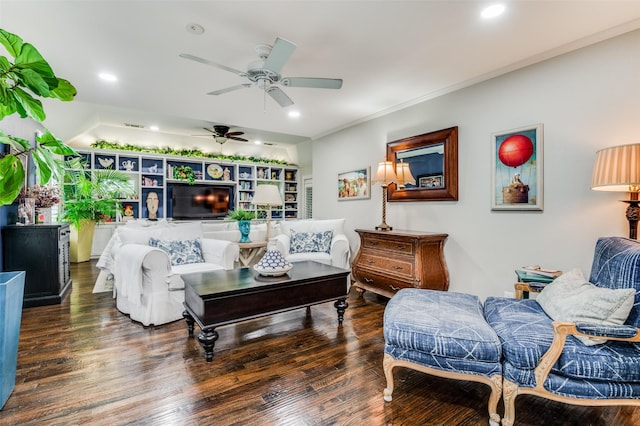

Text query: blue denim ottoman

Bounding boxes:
[383,288,503,426]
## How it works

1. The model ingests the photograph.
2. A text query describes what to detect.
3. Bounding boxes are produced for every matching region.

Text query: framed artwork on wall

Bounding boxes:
[491,124,544,211]
[337,167,370,200]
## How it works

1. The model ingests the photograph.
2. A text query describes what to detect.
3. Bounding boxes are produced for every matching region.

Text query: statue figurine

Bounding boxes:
[146,192,159,221]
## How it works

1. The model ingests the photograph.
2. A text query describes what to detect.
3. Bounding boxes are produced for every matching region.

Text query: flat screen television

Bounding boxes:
[169,183,233,219]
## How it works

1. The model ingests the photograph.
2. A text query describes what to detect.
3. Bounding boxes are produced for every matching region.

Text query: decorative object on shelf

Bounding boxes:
[258,168,265,179]
[386,126,459,202]
[395,159,416,189]
[223,167,231,181]
[22,184,61,211]
[338,167,371,200]
[254,249,293,277]
[372,161,398,231]
[146,192,159,221]
[17,198,35,225]
[491,124,543,211]
[98,157,114,168]
[148,163,158,173]
[36,207,52,224]
[173,165,196,184]
[591,143,640,239]
[123,204,135,221]
[252,184,283,240]
[206,163,223,179]
[228,208,257,243]
[121,159,136,171]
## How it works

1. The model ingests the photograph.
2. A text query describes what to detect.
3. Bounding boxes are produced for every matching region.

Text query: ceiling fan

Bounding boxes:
[199,125,248,145]
[179,37,343,107]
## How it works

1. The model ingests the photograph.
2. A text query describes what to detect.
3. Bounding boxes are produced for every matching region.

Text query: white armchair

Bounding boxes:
[272,218,350,269]
[101,221,239,326]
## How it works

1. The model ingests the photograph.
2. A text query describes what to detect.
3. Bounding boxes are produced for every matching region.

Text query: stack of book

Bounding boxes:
[515,266,562,291]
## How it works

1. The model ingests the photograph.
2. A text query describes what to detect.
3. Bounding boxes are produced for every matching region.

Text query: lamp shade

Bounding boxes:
[252,184,283,206]
[592,143,640,192]
[373,161,398,186]
[395,160,416,186]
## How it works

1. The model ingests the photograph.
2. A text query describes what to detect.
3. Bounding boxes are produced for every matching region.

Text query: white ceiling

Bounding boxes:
[3,1,640,153]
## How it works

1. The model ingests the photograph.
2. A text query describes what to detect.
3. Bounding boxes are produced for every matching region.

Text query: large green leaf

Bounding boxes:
[0,29,24,58]
[11,86,45,121]
[37,130,77,156]
[0,155,24,205]
[31,145,55,184]
[48,78,77,101]
[0,56,11,71]
[16,68,50,97]
[14,43,54,78]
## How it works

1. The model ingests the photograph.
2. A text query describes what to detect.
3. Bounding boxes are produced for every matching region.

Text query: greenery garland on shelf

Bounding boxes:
[90,140,293,166]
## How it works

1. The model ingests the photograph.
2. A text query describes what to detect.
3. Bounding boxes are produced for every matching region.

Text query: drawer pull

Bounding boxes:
[370,241,379,246]
[366,259,375,264]
[390,284,401,291]
[396,244,405,250]
[364,277,374,283]
[391,265,403,270]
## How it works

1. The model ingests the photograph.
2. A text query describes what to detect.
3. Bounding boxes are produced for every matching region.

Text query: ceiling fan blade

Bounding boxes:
[208,84,252,96]
[225,131,244,137]
[203,128,216,134]
[228,136,249,142]
[267,86,294,107]
[263,38,296,73]
[281,77,343,89]
[179,53,246,76]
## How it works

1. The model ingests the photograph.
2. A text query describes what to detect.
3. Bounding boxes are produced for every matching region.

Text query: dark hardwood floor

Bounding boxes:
[1,261,640,425]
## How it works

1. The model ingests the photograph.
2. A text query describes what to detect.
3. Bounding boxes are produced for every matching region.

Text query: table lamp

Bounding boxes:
[373,160,398,231]
[252,184,283,240]
[395,159,416,189]
[591,143,640,239]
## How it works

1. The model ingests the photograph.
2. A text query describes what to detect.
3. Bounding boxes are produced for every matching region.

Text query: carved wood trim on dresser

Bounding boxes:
[351,229,449,298]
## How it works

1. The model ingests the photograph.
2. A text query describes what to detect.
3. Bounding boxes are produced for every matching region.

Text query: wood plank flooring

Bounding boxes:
[1,260,640,425]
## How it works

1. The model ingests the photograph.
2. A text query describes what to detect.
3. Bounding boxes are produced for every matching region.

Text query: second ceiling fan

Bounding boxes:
[180,37,343,107]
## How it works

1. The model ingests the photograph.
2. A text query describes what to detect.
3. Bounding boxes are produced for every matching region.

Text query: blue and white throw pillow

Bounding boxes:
[149,238,205,266]
[289,229,333,254]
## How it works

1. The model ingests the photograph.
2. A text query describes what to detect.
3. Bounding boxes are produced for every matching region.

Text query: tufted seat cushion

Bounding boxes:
[385,289,501,370]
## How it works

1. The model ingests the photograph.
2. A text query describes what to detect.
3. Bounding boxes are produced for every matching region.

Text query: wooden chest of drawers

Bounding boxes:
[351,229,449,298]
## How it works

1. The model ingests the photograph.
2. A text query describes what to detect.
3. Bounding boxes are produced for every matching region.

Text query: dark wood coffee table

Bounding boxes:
[182,261,350,361]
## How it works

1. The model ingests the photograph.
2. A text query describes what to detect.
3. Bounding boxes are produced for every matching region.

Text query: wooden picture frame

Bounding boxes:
[387,126,458,202]
[491,124,543,211]
[338,167,371,200]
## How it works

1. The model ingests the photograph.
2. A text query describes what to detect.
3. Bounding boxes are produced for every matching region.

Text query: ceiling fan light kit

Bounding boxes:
[180,37,343,108]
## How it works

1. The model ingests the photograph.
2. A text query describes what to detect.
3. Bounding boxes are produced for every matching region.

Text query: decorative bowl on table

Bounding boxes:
[254,249,293,277]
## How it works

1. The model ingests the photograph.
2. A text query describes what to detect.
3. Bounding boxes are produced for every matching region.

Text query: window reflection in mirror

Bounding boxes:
[396,143,444,190]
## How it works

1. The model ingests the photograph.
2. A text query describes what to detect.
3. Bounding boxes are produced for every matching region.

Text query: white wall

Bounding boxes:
[312,29,640,300]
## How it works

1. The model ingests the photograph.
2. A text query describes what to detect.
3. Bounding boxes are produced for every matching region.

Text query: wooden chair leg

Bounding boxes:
[501,379,518,426]
[383,353,395,402]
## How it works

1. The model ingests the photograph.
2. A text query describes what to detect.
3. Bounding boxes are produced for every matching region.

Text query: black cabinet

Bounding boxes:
[2,224,72,307]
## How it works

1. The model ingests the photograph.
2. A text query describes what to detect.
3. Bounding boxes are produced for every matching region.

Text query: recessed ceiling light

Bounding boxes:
[288,110,301,119]
[149,125,159,131]
[185,23,205,35]
[98,72,118,82]
[254,140,262,145]
[481,4,505,19]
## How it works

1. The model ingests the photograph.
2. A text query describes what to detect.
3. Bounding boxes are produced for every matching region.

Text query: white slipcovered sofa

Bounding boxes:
[97,220,238,326]
[271,218,351,269]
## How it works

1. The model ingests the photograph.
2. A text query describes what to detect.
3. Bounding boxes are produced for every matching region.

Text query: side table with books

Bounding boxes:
[514,266,562,299]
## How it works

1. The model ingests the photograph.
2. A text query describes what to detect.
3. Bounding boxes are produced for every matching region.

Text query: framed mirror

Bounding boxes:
[386,126,458,201]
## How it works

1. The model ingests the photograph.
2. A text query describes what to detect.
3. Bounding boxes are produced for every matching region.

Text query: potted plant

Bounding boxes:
[173,165,196,184]
[21,184,61,224]
[59,161,136,262]
[228,208,256,243]
[0,28,77,409]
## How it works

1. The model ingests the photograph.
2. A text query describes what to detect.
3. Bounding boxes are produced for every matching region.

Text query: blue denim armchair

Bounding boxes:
[485,237,640,426]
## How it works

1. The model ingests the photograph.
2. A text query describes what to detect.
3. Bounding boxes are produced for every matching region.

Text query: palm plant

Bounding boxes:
[59,160,136,228]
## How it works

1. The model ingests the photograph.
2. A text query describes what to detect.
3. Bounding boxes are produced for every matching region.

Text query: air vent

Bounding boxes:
[124,123,145,129]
